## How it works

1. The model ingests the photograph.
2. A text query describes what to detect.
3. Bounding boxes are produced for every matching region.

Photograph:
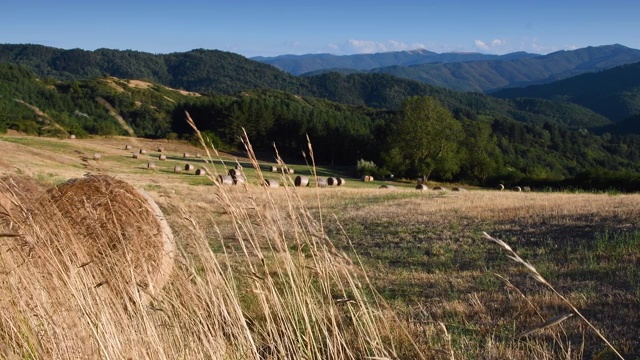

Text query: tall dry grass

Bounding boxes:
[0,123,424,359]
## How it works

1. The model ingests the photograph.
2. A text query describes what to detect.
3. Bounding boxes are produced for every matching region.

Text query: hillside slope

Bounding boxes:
[493,62,640,122]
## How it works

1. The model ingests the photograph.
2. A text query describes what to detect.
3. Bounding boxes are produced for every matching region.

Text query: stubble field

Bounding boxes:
[1,133,638,359]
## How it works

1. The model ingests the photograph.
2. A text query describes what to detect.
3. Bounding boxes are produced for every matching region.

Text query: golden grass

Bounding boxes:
[1,132,639,359]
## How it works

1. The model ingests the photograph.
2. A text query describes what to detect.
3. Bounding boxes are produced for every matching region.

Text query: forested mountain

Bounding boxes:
[4,44,640,98]
[369,44,640,92]
[251,49,538,75]
[0,44,307,95]
[492,61,640,122]
[3,61,640,191]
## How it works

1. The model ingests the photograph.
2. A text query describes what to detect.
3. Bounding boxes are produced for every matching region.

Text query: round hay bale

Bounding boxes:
[92,153,101,161]
[228,169,242,177]
[361,175,374,182]
[183,152,190,158]
[132,152,139,159]
[327,177,338,186]
[0,175,45,224]
[195,168,207,176]
[498,184,505,191]
[336,178,345,186]
[217,175,234,186]
[316,177,328,188]
[233,175,246,185]
[379,185,395,189]
[432,186,447,191]
[271,166,278,173]
[173,165,182,173]
[159,154,167,161]
[184,164,195,171]
[156,147,164,152]
[69,134,76,139]
[139,149,146,155]
[295,175,310,187]
[147,162,156,170]
[523,186,531,192]
[124,144,132,150]
[513,186,522,192]
[234,164,243,170]
[195,153,202,158]
[452,187,467,192]
[416,184,428,191]
[37,175,175,299]
[285,168,295,174]
[264,178,280,188]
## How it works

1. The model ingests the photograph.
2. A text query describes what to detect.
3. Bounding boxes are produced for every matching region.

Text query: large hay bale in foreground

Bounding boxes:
[0,175,45,225]
[0,175,175,357]
[36,175,175,299]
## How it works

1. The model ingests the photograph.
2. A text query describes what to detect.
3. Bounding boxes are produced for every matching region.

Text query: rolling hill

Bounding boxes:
[492,61,640,122]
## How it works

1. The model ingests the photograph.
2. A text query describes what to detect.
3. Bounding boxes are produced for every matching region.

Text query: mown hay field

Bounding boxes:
[0,133,638,359]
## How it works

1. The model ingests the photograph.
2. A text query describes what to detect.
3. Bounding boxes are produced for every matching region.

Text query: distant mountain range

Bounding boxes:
[251,49,539,75]
[254,44,640,92]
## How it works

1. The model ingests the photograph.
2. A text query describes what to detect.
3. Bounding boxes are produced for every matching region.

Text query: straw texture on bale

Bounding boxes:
[0,175,175,356]
[35,175,175,297]
[295,175,310,187]
[217,175,234,186]
[173,165,182,173]
[264,178,280,188]
[0,175,45,225]
[124,144,132,150]
[184,164,195,171]
[93,153,101,161]
[416,184,428,191]
[159,154,167,161]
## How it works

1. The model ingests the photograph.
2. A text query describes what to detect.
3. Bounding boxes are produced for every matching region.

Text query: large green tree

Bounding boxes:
[384,96,464,181]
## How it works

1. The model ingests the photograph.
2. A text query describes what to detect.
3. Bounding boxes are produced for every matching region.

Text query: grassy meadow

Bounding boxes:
[0,132,639,359]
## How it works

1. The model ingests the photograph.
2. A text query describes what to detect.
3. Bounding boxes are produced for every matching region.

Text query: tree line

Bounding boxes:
[2,62,640,191]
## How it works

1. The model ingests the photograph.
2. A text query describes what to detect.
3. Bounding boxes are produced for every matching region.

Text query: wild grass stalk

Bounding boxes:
[483,232,625,360]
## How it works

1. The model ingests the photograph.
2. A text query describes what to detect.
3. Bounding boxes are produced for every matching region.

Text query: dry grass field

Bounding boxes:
[0,132,638,359]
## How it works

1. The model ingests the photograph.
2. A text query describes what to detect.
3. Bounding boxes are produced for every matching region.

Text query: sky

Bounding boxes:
[1,0,639,58]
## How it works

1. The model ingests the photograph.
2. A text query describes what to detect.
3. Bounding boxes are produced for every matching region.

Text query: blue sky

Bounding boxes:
[1,0,638,57]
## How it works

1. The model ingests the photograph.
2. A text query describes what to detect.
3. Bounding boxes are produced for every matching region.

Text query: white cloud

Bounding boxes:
[325,39,426,54]
[474,40,489,50]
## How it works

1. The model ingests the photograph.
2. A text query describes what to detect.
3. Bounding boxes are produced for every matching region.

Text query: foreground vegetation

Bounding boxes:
[0,134,638,359]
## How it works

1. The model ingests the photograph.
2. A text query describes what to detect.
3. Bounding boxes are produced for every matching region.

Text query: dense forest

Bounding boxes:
[2,52,640,191]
